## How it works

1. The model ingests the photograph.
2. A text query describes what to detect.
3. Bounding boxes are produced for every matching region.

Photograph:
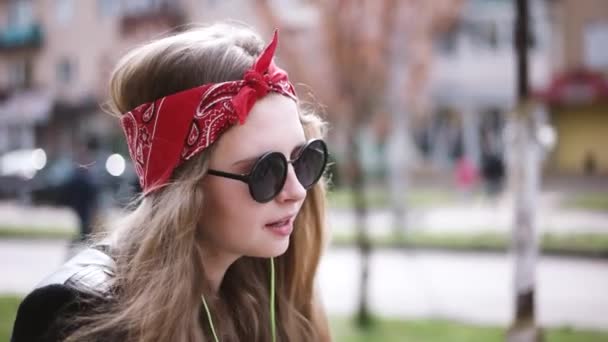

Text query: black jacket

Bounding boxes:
[11,245,115,342]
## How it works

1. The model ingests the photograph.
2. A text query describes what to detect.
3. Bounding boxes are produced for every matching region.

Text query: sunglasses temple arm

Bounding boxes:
[207,170,250,183]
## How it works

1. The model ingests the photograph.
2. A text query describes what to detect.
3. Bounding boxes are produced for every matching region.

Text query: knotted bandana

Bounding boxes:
[120,30,297,194]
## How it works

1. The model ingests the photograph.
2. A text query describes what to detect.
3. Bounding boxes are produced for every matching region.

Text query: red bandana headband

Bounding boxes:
[120,30,297,195]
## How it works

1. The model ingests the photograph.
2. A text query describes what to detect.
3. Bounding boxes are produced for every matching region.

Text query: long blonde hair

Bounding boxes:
[64,22,330,342]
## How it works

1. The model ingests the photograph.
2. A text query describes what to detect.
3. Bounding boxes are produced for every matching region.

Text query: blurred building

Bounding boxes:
[426,0,551,171]
[0,0,176,158]
[0,0,49,153]
[0,0,287,160]
[536,0,608,175]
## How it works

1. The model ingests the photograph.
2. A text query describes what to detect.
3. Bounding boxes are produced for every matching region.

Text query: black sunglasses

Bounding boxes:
[207,139,328,203]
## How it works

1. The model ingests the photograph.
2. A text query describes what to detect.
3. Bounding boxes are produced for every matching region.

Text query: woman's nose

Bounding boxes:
[275,164,307,203]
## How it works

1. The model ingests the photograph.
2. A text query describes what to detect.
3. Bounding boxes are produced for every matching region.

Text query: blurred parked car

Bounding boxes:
[27,156,74,205]
[0,148,137,206]
[0,148,47,200]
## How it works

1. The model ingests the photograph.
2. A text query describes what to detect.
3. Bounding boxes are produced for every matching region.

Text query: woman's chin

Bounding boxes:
[269,240,290,258]
[250,240,290,258]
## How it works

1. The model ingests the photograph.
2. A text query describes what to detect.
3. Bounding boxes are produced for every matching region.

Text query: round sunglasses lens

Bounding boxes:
[294,140,327,189]
[249,153,287,202]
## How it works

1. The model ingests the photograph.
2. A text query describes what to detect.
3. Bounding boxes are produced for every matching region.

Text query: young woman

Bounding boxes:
[11,22,332,342]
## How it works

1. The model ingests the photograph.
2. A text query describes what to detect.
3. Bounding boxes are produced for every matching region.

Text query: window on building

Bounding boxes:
[56,0,74,24]
[97,0,122,17]
[7,0,34,28]
[584,22,608,69]
[9,59,33,89]
[57,58,76,84]
[124,0,156,13]
[465,20,501,51]
[526,18,537,50]
[437,27,459,55]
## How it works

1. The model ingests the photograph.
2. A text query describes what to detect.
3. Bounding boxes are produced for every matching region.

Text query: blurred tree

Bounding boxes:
[255,0,398,327]
[507,0,543,341]
[384,0,464,235]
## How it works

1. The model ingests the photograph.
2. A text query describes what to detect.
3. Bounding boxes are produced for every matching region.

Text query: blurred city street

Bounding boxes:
[2,177,607,335]
[1,0,608,340]
[2,239,607,331]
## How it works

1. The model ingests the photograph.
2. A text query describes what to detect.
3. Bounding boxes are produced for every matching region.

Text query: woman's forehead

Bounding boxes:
[213,95,305,162]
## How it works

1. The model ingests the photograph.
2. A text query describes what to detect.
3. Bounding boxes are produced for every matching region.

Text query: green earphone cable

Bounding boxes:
[270,257,276,342]
[201,257,277,342]
[201,293,220,342]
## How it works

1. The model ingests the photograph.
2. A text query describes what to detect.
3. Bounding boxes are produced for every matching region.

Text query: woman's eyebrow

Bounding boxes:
[231,141,308,167]
[232,156,258,167]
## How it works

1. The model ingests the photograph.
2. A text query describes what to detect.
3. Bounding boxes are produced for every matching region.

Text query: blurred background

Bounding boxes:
[0,0,607,341]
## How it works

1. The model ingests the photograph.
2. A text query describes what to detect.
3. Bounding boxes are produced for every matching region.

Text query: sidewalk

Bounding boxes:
[0,201,78,232]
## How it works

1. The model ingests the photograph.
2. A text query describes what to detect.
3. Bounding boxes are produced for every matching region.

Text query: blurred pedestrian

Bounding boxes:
[61,137,101,247]
[455,155,478,195]
[481,151,505,196]
[583,150,597,176]
[11,23,331,342]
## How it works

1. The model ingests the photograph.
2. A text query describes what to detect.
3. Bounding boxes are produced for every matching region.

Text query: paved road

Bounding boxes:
[318,248,608,331]
[2,240,607,331]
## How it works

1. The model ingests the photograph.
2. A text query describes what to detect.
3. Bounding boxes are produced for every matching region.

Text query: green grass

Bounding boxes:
[2,296,606,342]
[331,317,503,341]
[543,233,608,255]
[332,231,504,251]
[545,327,608,342]
[562,193,608,212]
[0,296,21,340]
[331,231,608,257]
[327,188,457,209]
[0,225,75,240]
[330,317,608,342]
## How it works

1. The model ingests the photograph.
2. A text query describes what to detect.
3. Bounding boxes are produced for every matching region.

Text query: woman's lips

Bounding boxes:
[265,216,294,237]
